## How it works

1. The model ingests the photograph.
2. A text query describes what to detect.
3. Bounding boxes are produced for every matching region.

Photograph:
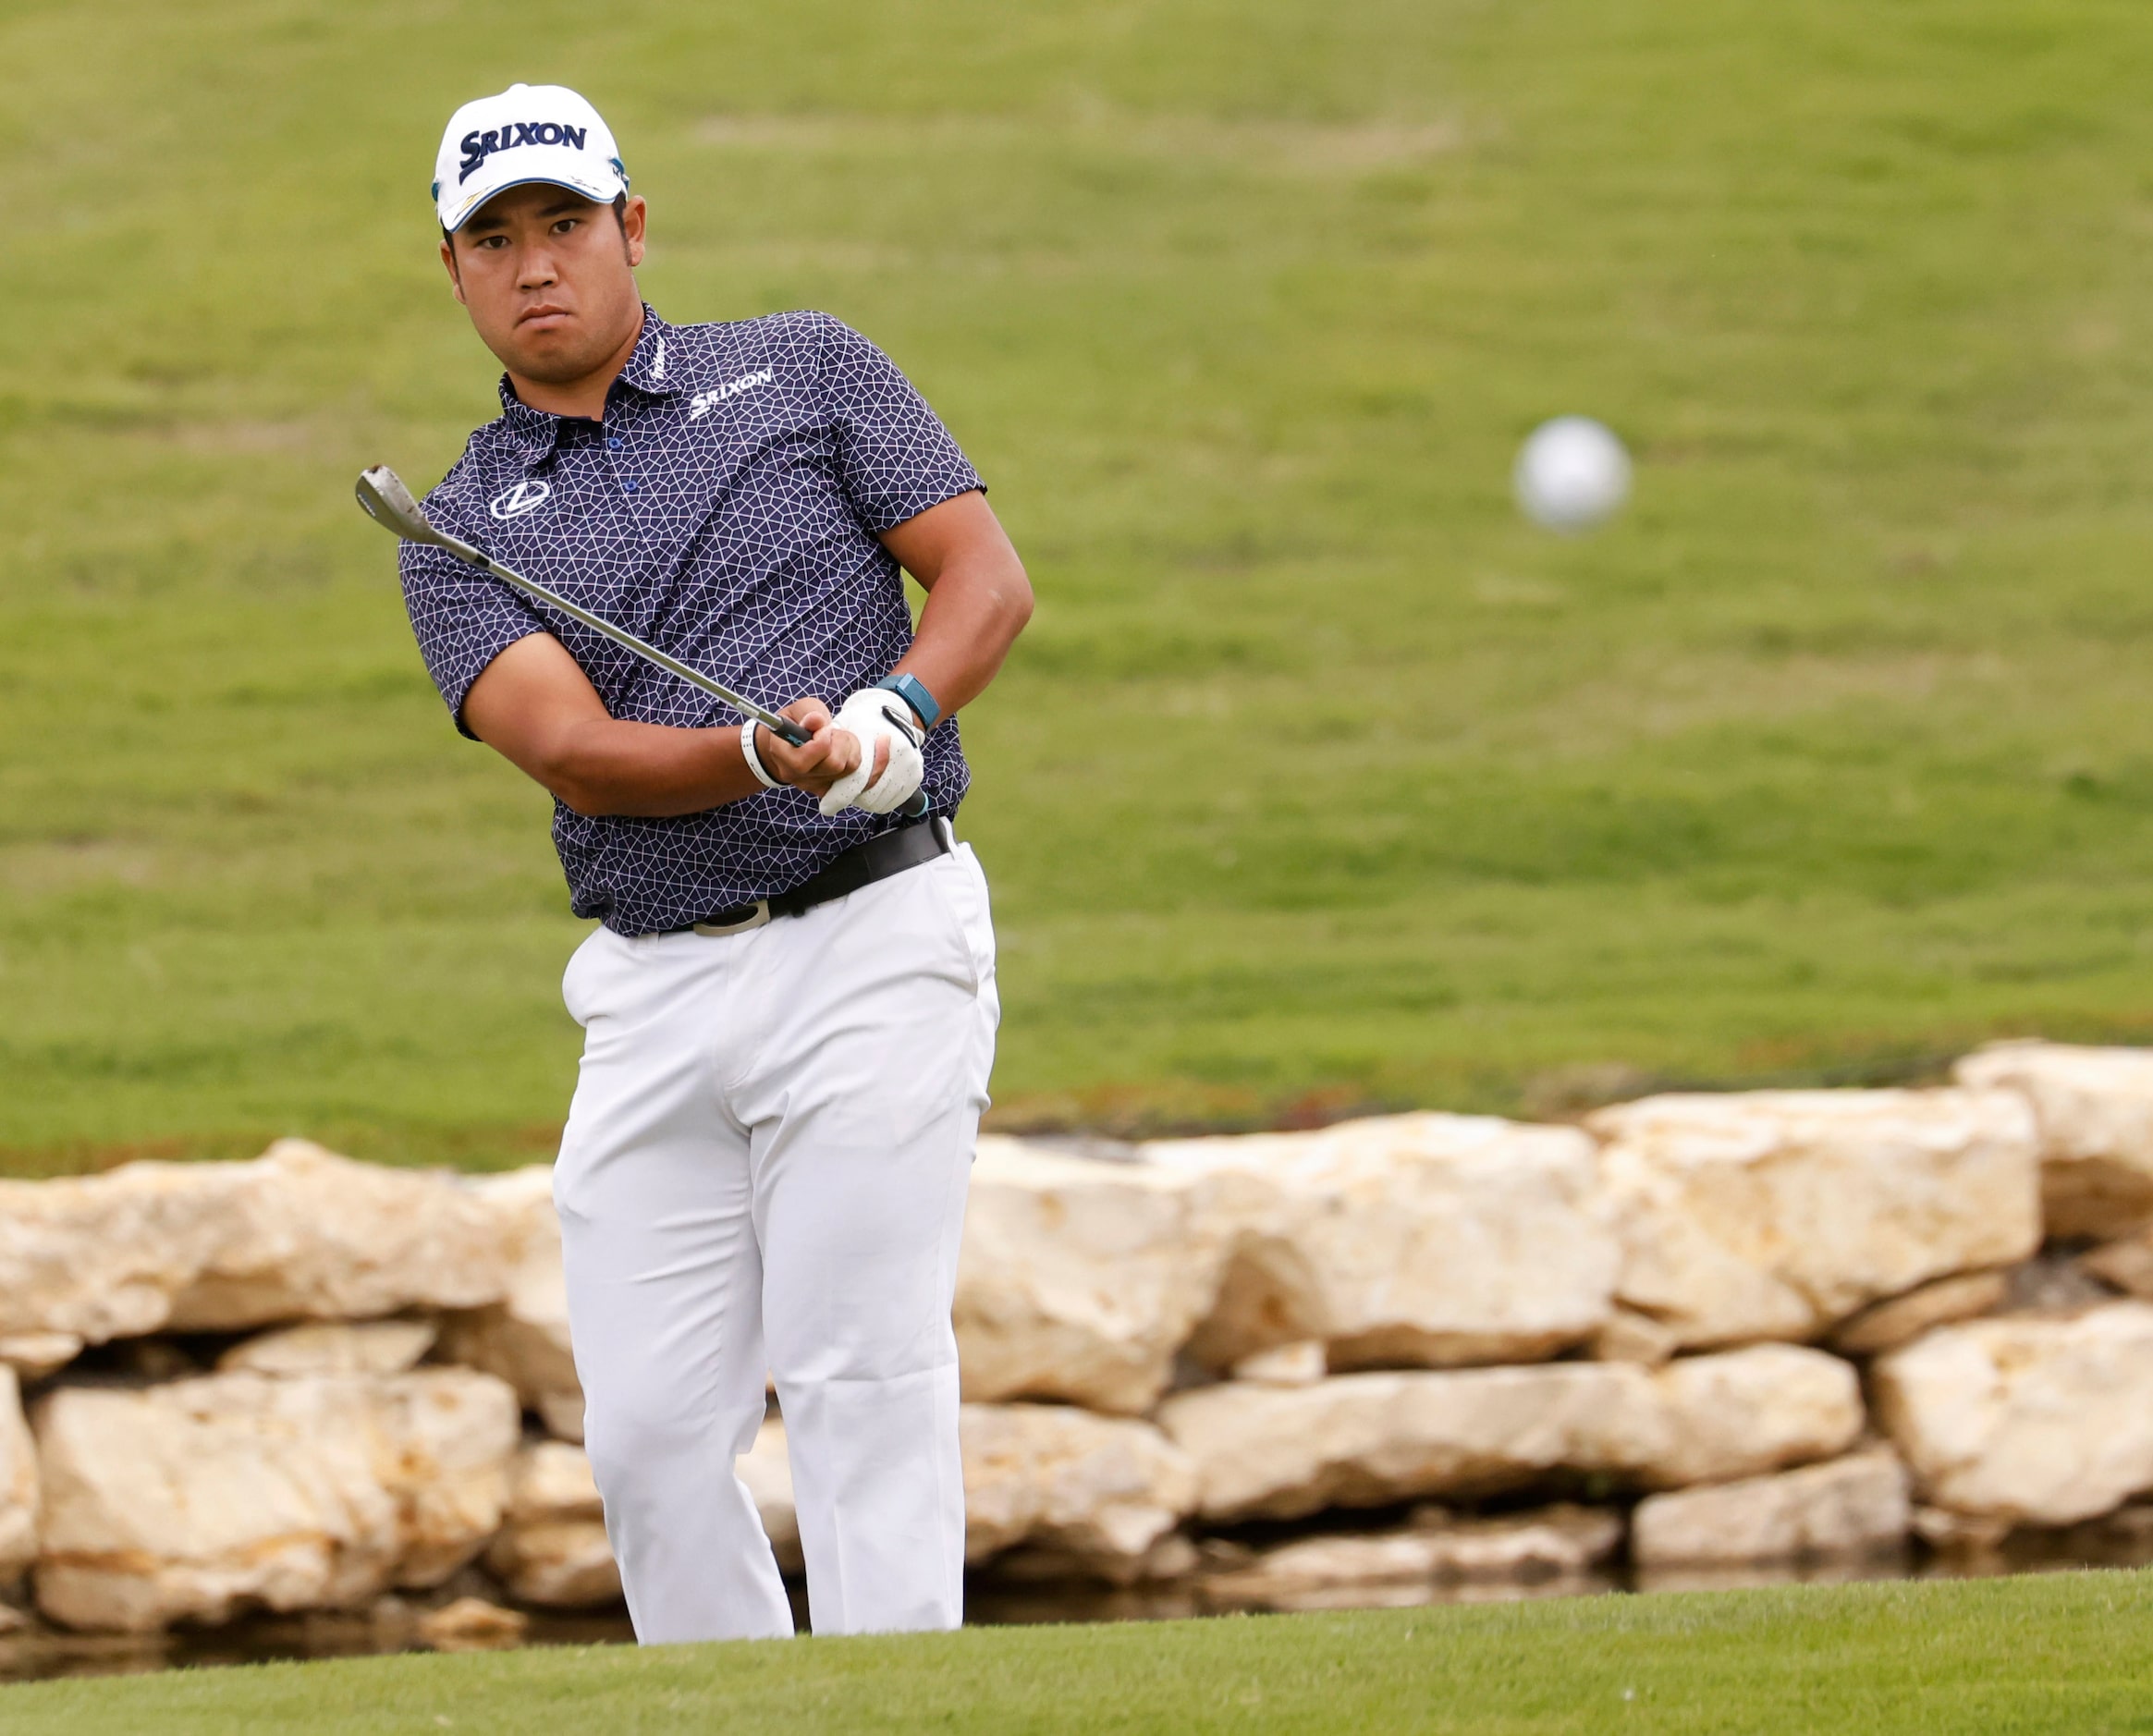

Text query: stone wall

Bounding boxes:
[5,1040,2153,1633]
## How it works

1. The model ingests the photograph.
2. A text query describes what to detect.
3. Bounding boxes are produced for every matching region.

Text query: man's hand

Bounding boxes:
[813,690,924,815]
[753,697,889,802]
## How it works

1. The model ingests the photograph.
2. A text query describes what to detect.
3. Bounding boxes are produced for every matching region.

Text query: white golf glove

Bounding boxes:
[817,688,926,816]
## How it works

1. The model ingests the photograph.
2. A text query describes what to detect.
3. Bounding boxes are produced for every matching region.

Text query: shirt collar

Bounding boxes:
[496,304,679,469]
[615,306,679,399]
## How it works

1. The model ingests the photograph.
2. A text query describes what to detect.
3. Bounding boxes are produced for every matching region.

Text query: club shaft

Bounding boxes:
[433,530,811,746]
[358,468,930,816]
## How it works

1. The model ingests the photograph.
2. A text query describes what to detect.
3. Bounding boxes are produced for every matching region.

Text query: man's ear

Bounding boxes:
[621,195,648,270]
[440,236,468,307]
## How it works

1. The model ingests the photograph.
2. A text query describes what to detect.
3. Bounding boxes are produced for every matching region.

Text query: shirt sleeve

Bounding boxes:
[398,489,546,740]
[814,315,985,533]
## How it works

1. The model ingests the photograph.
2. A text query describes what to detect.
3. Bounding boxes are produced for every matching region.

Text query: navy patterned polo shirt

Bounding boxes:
[399,306,981,935]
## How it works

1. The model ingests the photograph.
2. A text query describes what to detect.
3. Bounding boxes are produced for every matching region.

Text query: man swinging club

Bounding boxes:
[397,83,1032,1641]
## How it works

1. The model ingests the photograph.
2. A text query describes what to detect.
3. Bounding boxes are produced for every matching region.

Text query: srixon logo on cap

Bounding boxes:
[459,120,590,185]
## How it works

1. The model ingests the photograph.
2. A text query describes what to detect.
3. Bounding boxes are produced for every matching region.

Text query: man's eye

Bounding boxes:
[554,219,579,234]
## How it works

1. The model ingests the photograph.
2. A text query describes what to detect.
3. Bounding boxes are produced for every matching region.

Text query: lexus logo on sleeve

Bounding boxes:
[489,479,552,520]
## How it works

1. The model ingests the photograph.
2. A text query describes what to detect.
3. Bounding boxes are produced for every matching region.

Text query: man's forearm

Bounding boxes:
[467,636,883,818]
[541,716,764,818]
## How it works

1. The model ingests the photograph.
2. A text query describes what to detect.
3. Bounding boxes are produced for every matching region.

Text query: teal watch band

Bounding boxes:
[875,672,940,729]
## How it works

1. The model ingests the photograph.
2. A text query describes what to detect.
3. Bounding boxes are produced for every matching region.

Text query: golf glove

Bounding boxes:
[818,687,926,816]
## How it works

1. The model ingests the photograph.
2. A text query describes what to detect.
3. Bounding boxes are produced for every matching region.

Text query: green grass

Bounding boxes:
[8,0,2153,1168]
[7,1575,2153,1732]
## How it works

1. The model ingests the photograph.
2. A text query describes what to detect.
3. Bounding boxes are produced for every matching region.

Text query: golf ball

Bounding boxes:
[1513,416,1632,532]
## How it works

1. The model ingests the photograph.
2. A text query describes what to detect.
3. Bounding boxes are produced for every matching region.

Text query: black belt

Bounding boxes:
[682,816,952,936]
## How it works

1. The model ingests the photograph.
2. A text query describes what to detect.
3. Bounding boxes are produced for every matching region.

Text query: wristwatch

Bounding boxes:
[874,672,940,730]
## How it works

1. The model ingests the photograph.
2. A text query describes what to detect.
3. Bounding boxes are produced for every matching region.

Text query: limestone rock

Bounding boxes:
[532,1395,581,1442]
[987,1533,1199,1587]
[486,1424,800,1606]
[1142,1534,1202,1582]
[960,1402,1198,1574]
[112,1340,195,1383]
[32,1367,520,1632]
[0,1141,515,1346]
[1147,1115,1619,1371]
[1873,1302,2153,1525]
[0,1335,82,1383]
[1200,1534,1455,1605]
[1830,1271,2009,1357]
[1203,1506,1621,1608]
[1592,1309,1679,1367]
[1913,1505,2012,1555]
[703,1404,1204,1584]
[2002,1250,2119,1314]
[507,1438,605,1521]
[1230,1341,1327,1387]
[1647,1345,1866,1491]
[1413,1505,1625,1580]
[1588,1089,2040,1350]
[485,1440,618,1608]
[1955,1042,2153,1237]
[0,1369,37,1579]
[417,1595,528,1652]
[218,1320,437,1378]
[954,1141,1252,1414]
[436,1168,580,1432]
[1631,1449,1910,1565]
[737,1419,801,1577]
[2086,1234,2153,1304]
[1156,1345,1861,1522]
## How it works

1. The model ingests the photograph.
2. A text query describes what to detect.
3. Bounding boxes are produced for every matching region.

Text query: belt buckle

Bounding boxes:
[691,899,771,937]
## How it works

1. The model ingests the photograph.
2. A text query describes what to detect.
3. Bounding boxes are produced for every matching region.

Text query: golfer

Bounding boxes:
[398,83,1031,1643]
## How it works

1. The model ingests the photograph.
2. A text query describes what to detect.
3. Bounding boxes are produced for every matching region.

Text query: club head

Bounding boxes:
[354,466,444,545]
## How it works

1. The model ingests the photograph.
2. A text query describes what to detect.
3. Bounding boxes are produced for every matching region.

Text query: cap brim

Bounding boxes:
[439,165,623,233]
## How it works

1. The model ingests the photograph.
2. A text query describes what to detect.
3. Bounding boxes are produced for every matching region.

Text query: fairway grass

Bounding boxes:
[6,1573,2151,1733]
[9,3,2153,1168]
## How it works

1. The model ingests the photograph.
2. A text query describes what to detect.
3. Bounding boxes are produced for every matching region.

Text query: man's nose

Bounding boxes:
[517,247,559,290]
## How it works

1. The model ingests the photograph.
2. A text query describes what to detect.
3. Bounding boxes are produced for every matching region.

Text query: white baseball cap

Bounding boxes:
[433,82,629,233]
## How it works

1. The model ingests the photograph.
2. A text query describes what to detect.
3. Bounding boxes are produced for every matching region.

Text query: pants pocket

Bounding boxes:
[561,927,614,1028]
[930,847,997,1003]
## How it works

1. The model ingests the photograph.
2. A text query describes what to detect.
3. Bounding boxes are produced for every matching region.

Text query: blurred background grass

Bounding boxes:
[4,0,2152,1173]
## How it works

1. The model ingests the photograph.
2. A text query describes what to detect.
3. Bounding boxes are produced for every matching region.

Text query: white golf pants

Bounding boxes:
[553,838,997,1644]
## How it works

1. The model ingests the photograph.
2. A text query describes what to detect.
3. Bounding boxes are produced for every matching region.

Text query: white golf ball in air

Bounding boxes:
[1513,416,1632,532]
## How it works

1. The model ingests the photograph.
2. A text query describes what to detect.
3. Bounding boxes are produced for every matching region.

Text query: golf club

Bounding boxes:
[355,465,928,814]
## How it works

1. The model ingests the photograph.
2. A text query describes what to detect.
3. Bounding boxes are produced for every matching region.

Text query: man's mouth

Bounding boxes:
[518,303,574,329]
